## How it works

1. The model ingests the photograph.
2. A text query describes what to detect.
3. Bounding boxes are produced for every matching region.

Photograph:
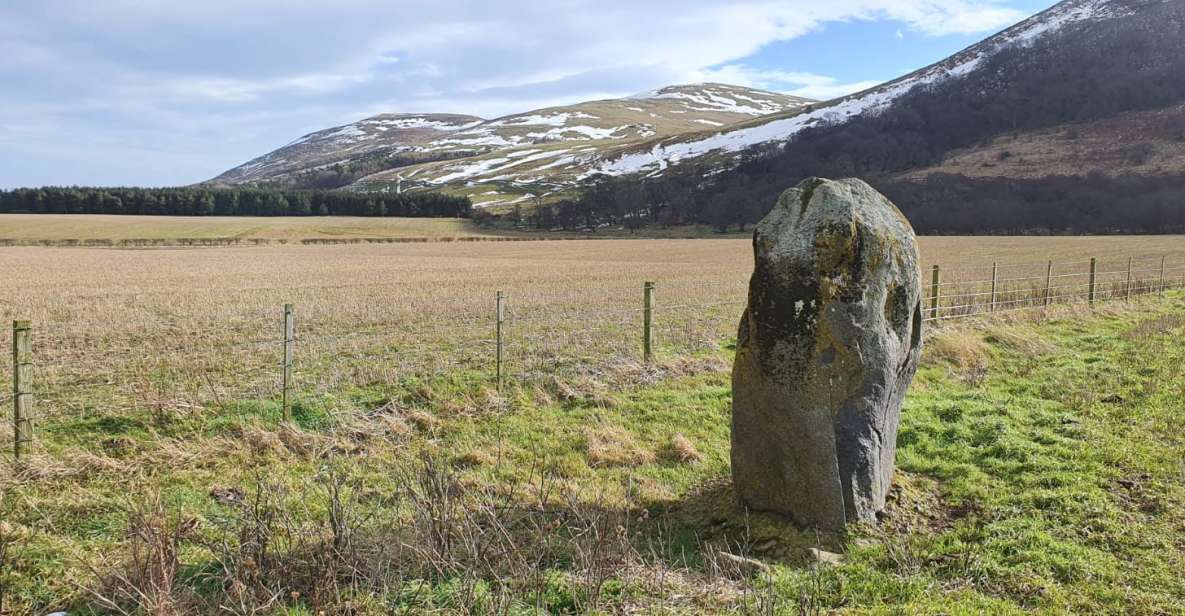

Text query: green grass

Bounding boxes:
[2,297,1184,614]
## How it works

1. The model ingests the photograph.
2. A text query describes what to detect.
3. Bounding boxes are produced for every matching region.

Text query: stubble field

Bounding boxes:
[2,235,1182,396]
[0,214,492,243]
[0,234,1184,614]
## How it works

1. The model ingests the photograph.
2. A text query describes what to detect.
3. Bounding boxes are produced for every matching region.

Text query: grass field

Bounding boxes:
[1,237,1184,614]
[0,214,774,244]
[0,215,494,243]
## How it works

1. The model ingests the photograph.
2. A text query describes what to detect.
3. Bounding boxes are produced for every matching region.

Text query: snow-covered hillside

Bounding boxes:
[212,84,812,188]
[214,113,484,185]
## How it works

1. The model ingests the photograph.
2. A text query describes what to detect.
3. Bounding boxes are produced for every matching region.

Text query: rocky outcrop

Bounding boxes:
[731,177,923,530]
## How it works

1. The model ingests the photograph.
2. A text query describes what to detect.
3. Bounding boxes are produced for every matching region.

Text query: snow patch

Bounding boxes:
[429,149,572,184]
[489,112,597,127]
[525,125,622,140]
[362,116,481,131]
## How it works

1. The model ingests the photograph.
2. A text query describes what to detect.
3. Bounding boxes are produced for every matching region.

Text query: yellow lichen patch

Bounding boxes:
[813,220,859,276]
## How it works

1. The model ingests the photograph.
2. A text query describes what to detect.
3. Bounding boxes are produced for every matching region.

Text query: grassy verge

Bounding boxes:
[2,296,1183,614]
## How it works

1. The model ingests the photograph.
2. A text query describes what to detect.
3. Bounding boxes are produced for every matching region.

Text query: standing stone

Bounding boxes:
[731,177,923,531]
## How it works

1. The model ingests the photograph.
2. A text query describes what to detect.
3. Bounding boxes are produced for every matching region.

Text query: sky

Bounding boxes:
[0,0,1057,189]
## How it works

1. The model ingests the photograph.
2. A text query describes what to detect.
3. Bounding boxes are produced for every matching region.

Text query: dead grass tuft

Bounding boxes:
[235,424,286,457]
[552,378,583,403]
[477,387,510,414]
[377,413,414,439]
[8,451,128,483]
[983,325,1058,357]
[89,494,199,616]
[923,328,988,384]
[403,408,439,432]
[584,426,654,468]
[1123,314,1185,341]
[277,423,322,457]
[661,433,703,465]
[549,376,617,408]
[451,448,496,469]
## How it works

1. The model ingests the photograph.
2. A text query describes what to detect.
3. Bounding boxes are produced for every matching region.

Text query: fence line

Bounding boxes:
[6,252,1185,455]
[923,256,1185,321]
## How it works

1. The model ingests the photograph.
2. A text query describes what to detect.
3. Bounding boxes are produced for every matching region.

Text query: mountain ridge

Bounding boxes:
[211,84,813,198]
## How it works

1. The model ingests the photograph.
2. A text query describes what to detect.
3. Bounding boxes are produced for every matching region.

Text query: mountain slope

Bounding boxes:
[617,0,1185,234]
[358,0,1181,211]
[592,0,1152,177]
[212,114,484,187]
[897,103,1185,180]
[212,84,812,195]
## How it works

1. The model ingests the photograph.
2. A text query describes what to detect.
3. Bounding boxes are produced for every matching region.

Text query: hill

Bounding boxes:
[212,84,813,203]
[611,0,1185,233]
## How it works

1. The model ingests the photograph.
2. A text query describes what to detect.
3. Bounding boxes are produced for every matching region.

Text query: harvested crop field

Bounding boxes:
[1,236,1184,409]
[0,214,493,243]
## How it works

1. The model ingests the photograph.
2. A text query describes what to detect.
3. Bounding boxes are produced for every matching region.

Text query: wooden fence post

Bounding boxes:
[989,262,998,313]
[930,265,941,320]
[1125,257,1133,301]
[1159,256,1167,298]
[643,282,655,363]
[1044,261,1053,308]
[496,291,505,391]
[282,304,294,422]
[1088,258,1097,306]
[12,321,32,462]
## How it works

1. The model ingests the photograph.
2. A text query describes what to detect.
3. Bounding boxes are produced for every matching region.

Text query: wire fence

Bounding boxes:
[923,255,1185,321]
[2,252,1184,459]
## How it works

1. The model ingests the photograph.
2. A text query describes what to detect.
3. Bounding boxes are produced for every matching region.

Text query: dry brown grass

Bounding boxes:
[0,214,489,242]
[0,236,1180,426]
[922,329,989,382]
[664,433,703,465]
[584,425,654,468]
[983,325,1059,357]
[900,103,1185,180]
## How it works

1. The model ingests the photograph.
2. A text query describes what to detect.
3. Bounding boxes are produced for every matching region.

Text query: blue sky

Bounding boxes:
[0,0,1057,189]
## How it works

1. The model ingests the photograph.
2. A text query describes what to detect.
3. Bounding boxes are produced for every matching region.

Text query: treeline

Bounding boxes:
[488,169,1185,236]
[472,175,741,233]
[879,173,1185,235]
[0,186,472,218]
[279,150,476,190]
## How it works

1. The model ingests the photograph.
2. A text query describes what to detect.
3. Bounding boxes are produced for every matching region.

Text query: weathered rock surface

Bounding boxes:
[731,177,923,531]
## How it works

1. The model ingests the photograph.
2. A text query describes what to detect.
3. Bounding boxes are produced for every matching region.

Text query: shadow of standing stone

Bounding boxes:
[731,177,923,531]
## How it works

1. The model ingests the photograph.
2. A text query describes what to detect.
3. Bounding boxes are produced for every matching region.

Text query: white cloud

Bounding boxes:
[788,79,886,100]
[696,66,884,101]
[0,0,1037,186]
